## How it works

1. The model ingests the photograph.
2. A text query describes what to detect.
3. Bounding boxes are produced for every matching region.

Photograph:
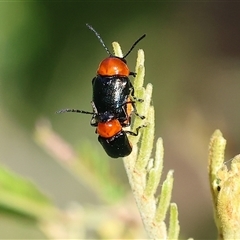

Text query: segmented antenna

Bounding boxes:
[56,101,98,115]
[86,23,146,59]
[56,109,94,114]
[86,23,112,56]
[123,34,146,58]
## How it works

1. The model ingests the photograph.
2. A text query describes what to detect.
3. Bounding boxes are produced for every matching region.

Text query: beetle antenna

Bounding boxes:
[86,23,112,56]
[123,34,146,59]
[56,109,94,115]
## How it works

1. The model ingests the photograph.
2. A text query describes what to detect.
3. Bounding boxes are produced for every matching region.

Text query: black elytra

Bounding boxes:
[98,130,132,158]
[97,122,146,158]
[92,75,134,126]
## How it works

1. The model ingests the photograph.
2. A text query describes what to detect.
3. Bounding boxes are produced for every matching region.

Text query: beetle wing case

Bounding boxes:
[92,75,132,122]
[98,131,132,158]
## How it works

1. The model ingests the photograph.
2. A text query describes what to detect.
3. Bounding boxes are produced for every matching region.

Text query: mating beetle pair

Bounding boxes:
[57,24,146,158]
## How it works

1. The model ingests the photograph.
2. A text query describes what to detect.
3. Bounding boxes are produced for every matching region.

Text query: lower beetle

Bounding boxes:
[57,101,145,158]
[97,119,146,158]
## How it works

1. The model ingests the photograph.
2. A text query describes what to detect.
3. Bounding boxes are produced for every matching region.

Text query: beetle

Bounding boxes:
[86,23,146,125]
[97,119,146,158]
[57,102,146,158]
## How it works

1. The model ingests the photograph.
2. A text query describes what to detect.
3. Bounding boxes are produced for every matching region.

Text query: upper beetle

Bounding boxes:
[86,23,146,125]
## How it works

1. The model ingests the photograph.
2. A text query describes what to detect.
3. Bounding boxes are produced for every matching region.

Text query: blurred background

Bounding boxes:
[1,1,240,239]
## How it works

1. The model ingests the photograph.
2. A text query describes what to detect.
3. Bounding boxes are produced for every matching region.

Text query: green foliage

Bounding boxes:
[0,164,56,220]
[113,42,179,239]
[209,130,240,240]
